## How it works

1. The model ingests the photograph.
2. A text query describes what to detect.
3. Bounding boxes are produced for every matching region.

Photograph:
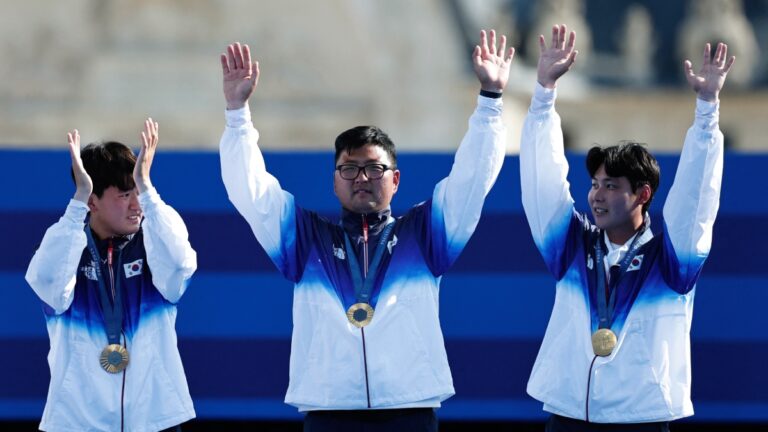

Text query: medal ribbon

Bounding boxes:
[344,220,395,304]
[595,227,646,329]
[85,226,124,345]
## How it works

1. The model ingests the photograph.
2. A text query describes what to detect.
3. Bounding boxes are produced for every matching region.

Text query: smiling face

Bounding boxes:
[588,164,650,244]
[88,186,143,239]
[333,144,400,214]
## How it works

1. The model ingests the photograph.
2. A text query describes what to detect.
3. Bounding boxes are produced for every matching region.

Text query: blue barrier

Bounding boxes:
[1,150,765,421]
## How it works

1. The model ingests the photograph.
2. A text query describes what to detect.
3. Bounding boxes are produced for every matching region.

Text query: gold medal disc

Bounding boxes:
[346,303,375,328]
[592,328,617,357]
[100,344,129,373]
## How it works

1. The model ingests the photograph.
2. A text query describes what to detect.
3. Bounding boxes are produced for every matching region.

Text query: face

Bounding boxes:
[588,165,649,242]
[88,186,143,239]
[334,144,400,214]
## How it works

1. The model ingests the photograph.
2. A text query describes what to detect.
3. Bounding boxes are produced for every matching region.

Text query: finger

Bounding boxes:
[146,117,155,142]
[539,34,546,54]
[252,61,260,87]
[220,54,230,75]
[550,25,558,50]
[718,43,727,66]
[498,35,506,60]
[243,44,253,75]
[505,47,516,65]
[234,42,245,69]
[723,55,736,74]
[227,44,237,71]
[567,30,576,53]
[702,43,711,66]
[569,49,578,65]
[558,24,567,49]
[683,59,695,83]
[480,29,489,57]
[473,45,483,68]
[489,29,497,55]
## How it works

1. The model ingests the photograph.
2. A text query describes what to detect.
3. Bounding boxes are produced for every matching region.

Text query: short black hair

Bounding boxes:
[586,141,660,214]
[73,141,136,198]
[334,126,397,168]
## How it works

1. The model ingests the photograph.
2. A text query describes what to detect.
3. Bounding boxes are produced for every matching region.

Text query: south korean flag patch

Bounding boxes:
[124,259,144,278]
[627,254,644,272]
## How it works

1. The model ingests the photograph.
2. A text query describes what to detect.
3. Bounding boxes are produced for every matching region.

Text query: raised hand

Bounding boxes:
[473,29,515,93]
[221,42,259,110]
[684,42,735,103]
[68,129,93,204]
[537,24,578,89]
[134,118,158,193]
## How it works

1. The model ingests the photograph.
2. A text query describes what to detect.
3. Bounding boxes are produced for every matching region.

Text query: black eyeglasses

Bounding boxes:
[336,163,392,180]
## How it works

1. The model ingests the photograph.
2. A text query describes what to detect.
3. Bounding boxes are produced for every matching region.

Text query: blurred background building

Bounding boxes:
[0,0,766,153]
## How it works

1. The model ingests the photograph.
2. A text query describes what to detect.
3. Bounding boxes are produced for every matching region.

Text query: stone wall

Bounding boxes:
[0,0,764,152]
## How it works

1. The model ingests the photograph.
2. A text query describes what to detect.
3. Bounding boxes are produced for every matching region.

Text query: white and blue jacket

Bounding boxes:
[26,188,197,432]
[521,84,723,423]
[219,96,506,410]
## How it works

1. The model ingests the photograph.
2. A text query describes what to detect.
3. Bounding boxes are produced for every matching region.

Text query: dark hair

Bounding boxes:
[334,126,397,168]
[586,141,660,213]
[73,141,136,198]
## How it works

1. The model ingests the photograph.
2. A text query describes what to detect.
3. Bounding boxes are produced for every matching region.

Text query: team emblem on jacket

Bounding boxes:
[124,259,144,278]
[627,254,644,272]
[81,262,98,281]
[333,245,346,260]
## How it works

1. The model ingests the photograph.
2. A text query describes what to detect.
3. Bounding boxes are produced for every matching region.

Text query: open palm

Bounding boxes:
[537,24,577,89]
[67,129,93,203]
[684,42,735,102]
[221,42,259,110]
[473,29,515,93]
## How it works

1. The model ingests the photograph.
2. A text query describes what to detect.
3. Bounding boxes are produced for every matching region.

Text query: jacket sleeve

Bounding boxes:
[219,105,301,280]
[519,84,581,279]
[25,200,89,314]
[662,98,723,292]
[429,95,506,272]
[140,187,197,303]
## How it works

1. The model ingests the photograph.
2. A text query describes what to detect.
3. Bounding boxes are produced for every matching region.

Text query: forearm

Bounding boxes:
[25,200,88,314]
[140,187,197,303]
[520,83,575,249]
[663,99,723,263]
[435,94,506,250]
[219,105,291,256]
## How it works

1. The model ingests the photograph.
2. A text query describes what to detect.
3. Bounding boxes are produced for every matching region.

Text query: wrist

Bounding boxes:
[226,100,246,110]
[697,91,719,103]
[73,190,90,204]
[136,179,153,194]
[537,78,556,89]
[479,89,502,99]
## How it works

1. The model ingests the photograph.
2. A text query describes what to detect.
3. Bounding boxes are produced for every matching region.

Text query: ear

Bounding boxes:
[87,193,98,212]
[332,170,340,199]
[636,184,652,207]
[391,169,400,194]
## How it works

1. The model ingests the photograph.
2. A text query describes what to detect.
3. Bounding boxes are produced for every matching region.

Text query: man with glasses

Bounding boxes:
[218,30,513,431]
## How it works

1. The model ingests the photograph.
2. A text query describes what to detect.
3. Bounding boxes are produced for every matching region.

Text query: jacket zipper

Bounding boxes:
[108,240,127,432]
[360,215,372,408]
[585,355,598,422]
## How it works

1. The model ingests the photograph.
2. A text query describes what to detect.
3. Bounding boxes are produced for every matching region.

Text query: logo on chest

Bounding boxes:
[123,259,144,278]
[81,261,98,281]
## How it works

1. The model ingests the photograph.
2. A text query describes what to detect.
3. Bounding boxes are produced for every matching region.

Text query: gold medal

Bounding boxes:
[346,303,375,328]
[591,328,617,357]
[100,344,129,373]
